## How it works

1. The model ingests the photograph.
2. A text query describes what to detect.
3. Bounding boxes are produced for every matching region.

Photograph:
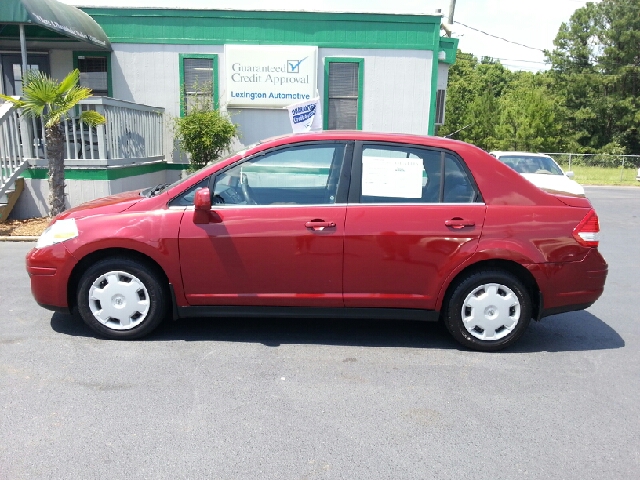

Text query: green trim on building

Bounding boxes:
[438,37,459,65]
[178,53,219,117]
[323,57,364,131]
[22,162,187,181]
[72,50,113,97]
[82,8,441,50]
[0,24,69,40]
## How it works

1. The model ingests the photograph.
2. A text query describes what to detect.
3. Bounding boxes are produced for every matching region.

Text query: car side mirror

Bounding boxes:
[194,188,211,224]
[565,171,575,179]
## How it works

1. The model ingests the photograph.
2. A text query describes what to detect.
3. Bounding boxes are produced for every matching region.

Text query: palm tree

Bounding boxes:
[1,69,105,216]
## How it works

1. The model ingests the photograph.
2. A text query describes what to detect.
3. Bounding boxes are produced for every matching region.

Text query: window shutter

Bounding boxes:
[183,58,213,93]
[328,62,359,130]
[183,58,214,112]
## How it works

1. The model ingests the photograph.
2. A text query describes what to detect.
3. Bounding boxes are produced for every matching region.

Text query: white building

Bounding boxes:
[0,0,457,218]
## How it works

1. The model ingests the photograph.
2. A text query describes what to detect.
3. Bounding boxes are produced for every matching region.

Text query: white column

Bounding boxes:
[19,24,28,80]
[18,24,34,158]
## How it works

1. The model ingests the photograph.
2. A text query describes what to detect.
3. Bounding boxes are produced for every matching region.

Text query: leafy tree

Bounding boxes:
[440,1,640,157]
[546,0,640,154]
[439,53,512,150]
[496,74,562,152]
[1,69,105,216]
[599,0,640,154]
[438,51,478,140]
[463,87,499,150]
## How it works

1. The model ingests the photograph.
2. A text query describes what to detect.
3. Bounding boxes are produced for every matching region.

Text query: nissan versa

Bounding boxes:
[26,132,608,351]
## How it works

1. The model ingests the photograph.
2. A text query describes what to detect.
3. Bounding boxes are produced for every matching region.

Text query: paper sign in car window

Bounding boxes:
[361,156,424,198]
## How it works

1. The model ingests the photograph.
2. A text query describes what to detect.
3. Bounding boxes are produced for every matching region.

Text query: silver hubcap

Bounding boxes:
[461,283,521,341]
[88,271,150,330]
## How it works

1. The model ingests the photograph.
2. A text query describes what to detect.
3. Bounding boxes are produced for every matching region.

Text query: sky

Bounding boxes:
[63,0,598,71]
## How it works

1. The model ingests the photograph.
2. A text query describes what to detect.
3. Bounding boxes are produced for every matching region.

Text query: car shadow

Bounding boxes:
[509,310,625,353]
[50,309,624,353]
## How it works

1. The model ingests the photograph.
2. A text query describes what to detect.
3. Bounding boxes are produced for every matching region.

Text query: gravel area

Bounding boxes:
[0,218,50,237]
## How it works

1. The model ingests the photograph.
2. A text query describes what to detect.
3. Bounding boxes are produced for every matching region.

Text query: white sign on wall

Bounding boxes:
[225,45,318,108]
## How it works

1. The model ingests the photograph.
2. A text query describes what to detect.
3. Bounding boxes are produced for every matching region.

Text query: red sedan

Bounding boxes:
[26,132,607,351]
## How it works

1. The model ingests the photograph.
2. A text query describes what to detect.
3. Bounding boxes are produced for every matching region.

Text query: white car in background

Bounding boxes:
[490,151,585,196]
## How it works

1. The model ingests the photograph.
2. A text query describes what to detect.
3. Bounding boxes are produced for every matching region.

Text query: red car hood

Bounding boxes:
[57,190,144,220]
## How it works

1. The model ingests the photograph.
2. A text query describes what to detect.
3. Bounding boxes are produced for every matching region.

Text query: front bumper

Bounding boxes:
[26,243,78,311]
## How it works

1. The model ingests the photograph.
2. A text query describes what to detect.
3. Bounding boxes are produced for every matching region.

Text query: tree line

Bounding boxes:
[438,0,640,157]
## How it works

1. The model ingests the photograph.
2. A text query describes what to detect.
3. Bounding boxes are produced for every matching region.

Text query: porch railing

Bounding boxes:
[0,101,29,198]
[25,96,165,166]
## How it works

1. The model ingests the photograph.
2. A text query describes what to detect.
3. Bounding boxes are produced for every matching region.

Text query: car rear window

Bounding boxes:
[359,145,479,204]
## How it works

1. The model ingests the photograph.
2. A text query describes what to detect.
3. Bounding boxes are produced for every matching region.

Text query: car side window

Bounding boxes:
[169,176,211,207]
[443,154,477,203]
[359,145,478,203]
[213,143,346,206]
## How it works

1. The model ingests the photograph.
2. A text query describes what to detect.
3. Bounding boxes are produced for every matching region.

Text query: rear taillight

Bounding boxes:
[573,209,600,247]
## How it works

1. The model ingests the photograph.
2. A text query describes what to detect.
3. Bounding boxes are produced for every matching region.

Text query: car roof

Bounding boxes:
[490,151,553,159]
[259,131,470,148]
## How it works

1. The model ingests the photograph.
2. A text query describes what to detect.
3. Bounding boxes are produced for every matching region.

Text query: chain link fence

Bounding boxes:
[542,153,640,183]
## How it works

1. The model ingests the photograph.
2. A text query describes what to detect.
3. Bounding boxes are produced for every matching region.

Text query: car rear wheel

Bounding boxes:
[76,257,167,339]
[444,270,532,351]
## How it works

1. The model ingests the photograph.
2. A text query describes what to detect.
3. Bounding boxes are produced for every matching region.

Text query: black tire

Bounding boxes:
[443,270,532,352]
[76,256,167,340]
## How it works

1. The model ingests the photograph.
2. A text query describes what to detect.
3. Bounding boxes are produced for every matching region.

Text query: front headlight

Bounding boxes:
[36,219,79,249]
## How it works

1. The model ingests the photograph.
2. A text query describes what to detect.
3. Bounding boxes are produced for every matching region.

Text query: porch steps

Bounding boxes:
[0,177,24,223]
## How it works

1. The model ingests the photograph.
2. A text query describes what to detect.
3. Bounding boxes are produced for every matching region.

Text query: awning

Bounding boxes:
[0,0,111,50]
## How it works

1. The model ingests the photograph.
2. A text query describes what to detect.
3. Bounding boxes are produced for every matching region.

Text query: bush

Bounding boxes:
[174,107,238,171]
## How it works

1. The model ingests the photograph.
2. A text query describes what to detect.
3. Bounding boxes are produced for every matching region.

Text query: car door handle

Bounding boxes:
[305,220,336,231]
[445,218,475,229]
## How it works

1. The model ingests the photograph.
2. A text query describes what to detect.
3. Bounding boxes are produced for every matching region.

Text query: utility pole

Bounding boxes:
[448,0,457,25]
[440,1,457,38]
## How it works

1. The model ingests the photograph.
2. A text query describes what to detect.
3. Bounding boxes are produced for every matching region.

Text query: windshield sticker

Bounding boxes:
[361,156,424,198]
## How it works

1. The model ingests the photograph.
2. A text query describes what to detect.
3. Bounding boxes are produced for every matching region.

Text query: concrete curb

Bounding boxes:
[0,236,38,242]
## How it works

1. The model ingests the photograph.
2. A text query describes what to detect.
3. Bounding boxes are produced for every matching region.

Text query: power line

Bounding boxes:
[453,21,545,52]
[494,58,547,65]
[500,64,545,71]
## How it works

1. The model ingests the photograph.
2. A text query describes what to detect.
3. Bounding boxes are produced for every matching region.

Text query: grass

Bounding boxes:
[559,165,640,186]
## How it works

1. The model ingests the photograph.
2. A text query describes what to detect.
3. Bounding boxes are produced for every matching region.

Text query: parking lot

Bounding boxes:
[1,186,638,479]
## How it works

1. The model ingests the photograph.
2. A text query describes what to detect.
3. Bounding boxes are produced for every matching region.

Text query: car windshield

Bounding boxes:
[498,155,564,175]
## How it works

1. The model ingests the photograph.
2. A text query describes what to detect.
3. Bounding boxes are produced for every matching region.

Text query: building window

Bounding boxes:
[73,52,111,97]
[179,54,219,116]
[324,58,364,130]
[435,89,446,126]
[11,64,40,96]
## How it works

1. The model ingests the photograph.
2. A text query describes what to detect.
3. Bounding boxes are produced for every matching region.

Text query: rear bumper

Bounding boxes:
[26,243,77,310]
[540,302,594,319]
[528,249,608,317]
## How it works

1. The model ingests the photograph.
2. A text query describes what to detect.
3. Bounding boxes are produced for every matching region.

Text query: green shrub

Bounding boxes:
[174,106,238,171]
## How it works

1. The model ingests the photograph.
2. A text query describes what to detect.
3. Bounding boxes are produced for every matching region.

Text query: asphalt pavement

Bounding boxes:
[0,186,638,479]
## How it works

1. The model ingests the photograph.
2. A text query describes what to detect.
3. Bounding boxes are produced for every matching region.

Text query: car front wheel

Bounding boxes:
[76,257,167,339]
[444,270,532,351]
